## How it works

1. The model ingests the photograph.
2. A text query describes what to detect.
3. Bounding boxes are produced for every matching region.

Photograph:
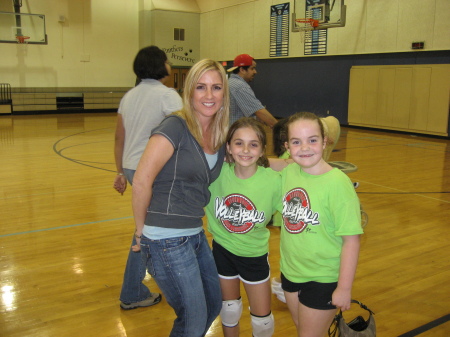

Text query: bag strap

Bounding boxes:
[328,319,339,337]
[328,299,375,336]
[350,299,375,315]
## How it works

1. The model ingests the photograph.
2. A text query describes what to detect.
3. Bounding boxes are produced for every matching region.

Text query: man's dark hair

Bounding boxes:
[133,46,169,80]
[232,65,250,74]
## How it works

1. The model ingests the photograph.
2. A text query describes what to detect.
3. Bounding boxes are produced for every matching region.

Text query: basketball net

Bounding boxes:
[296,9,320,44]
[296,19,316,44]
[298,23,314,44]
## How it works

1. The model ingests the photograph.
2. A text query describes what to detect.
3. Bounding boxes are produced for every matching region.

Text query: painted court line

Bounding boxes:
[53,127,116,173]
[1,185,115,200]
[0,216,132,238]
[355,181,450,203]
[397,313,450,336]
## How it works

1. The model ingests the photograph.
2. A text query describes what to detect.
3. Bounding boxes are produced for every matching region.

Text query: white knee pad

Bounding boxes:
[220,298,243,327]
[251,312,274,337]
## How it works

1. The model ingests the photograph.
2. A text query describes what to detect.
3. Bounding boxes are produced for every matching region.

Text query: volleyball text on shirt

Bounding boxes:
[214,194,266,234]
[282,187,320,234]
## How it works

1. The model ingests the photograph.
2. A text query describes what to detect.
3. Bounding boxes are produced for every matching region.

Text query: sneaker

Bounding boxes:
[120,292,162,310]
[353,182,359,189]
[271,277,286,303]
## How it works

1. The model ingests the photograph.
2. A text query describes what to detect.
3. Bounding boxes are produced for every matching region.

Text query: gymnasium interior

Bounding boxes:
[1,0,449,336]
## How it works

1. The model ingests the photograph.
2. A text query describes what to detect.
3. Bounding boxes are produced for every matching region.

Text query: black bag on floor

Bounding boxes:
[328,300,376,337]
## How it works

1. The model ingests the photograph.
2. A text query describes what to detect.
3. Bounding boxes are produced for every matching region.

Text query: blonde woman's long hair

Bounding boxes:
[175,59,230,151]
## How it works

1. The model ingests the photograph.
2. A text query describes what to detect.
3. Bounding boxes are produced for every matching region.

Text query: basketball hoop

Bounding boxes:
[295,19,318,43]
[295,18,319,28]
[15,36,30,44]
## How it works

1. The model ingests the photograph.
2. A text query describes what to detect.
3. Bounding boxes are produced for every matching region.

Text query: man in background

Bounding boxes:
[227,54,278,128]
[113,46,182,310]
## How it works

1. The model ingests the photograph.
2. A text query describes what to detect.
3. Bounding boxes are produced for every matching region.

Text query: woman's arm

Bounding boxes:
[131,134,174,250]
[332,234,360,311]
[113,115,127,194]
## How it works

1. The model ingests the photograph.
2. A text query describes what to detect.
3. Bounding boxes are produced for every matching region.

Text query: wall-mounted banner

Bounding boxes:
[270,3,289,57]
[305,0,327,55]
[162,45,196,64]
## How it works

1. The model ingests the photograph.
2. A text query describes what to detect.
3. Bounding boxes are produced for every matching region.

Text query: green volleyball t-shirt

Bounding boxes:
[206,163,282,257]
[280,164,363,283]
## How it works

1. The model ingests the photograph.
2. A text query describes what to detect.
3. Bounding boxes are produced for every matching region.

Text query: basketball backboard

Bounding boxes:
[0,12,47,44]
[292,0,346,31]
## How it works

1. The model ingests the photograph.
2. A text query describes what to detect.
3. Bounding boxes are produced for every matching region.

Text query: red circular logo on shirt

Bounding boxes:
[283,188,310,234]
[220,194,256,234]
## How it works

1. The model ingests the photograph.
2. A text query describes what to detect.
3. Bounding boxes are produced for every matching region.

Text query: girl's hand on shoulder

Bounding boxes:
[331,287,352,311]
[268,158,292,171]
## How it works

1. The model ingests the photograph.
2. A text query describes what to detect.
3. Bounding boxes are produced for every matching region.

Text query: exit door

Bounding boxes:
[166,67,190,95]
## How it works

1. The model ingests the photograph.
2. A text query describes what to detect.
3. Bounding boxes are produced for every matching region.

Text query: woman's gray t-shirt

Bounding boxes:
[145,115,225,229]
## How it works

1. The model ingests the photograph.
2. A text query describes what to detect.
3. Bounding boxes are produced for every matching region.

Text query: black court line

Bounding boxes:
[397,313,450,337]
[52,127,116,173]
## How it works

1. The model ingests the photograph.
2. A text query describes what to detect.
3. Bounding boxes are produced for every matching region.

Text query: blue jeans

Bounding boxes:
[120,234,151,303]
[119,168,152,304]
[140,230,222,337]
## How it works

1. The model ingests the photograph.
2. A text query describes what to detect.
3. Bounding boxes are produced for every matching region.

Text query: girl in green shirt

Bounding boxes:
[206,118,282,337]
[277,112,362,337]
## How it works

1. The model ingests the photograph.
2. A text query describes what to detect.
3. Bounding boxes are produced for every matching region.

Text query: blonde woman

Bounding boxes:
[132,59,229,337]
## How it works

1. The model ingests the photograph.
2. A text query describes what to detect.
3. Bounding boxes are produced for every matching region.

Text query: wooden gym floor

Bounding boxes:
[0,113,449,337]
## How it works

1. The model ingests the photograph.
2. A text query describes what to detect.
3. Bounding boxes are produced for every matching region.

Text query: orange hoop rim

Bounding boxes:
[16,36,30,44]
[295,18,319,28]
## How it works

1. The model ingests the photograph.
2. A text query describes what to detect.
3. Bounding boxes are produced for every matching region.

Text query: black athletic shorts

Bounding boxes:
[281,273,337,310]
[212,240,270,284]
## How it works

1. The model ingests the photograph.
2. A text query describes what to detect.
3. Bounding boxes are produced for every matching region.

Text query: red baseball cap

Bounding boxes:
[227,54,254,72]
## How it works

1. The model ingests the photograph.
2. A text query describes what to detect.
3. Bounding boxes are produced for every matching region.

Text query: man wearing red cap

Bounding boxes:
[227,54,278,128]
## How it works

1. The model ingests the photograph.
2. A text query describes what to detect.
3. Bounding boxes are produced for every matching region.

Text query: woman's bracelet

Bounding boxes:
[117,172,124,176]
[134,230,142,239]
